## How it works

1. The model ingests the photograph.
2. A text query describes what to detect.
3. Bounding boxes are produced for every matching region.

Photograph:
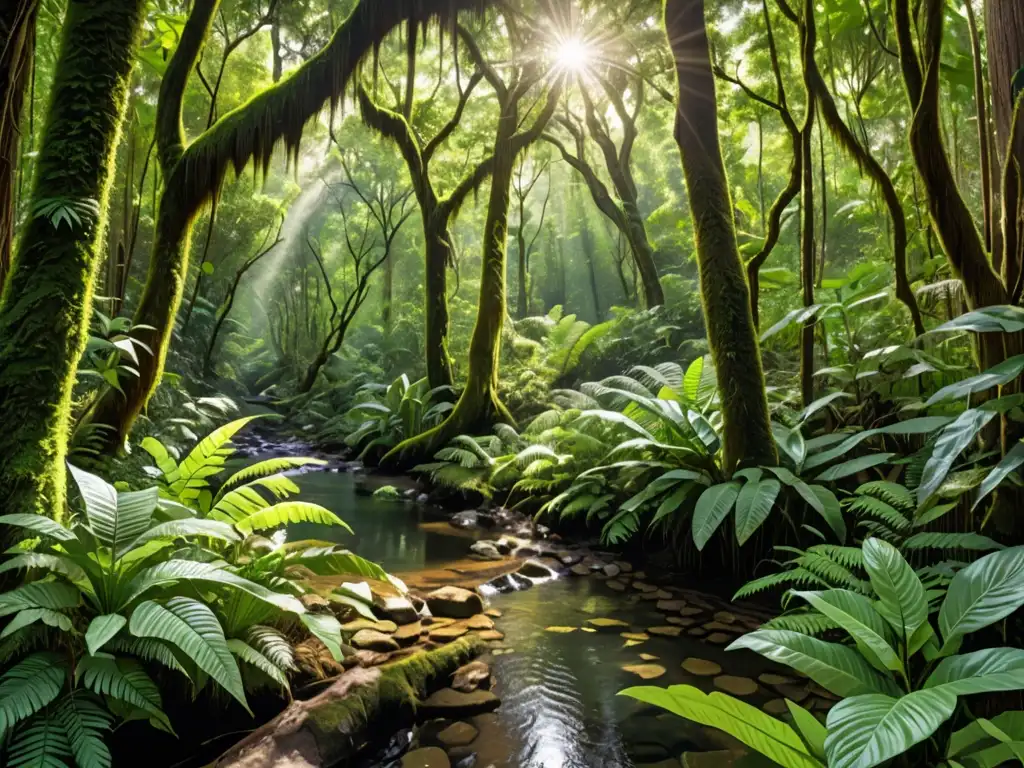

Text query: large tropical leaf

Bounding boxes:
[619,685,824,768]
[803,417,953,472]
[6,712,72,768]
[0,653,66,737]
[727,630,899,697]
[925,647,1024,696]
[227,639,290,690]
[973,441,1024,511]
[862,537,926,639]
[0,608,72,638]
[85,614,127,656]
[917,410,997,505]
[824,690,957,768]
[0,515,75,542]
[0,553,86,583]
[925,354,1024,405]
[286,547,389,581]
[173,416,263,498]
[0,582,80,618]
[791,590,901,673]
[766,468,846,542]
[119,518,241,558]
[734,479,782,545]
[75,656,169,730]
[221,457,327,489]
[233,502,351,535]
[301,613,344,661]
[692,482,741,550]
[129,598,248,711]
[939,546,1024,652]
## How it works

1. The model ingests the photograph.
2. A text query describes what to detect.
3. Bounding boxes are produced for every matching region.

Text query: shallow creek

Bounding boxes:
[268,462,821,768]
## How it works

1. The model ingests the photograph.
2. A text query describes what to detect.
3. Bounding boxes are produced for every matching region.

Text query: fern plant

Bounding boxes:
[0,465,344,768]
[625,538,1024,768]
[141,416,343,536]
[340,374,452,458]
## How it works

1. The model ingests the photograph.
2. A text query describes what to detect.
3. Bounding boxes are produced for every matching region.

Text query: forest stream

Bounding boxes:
[213,435,823,768]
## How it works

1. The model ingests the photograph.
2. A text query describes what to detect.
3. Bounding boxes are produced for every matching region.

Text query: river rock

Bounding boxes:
[774,684,810,702]
[713,611,737,624]
[451,660,491,692]
[706,632,731,644]
[437,721,479,748]
[401,746,450,768]
[351,629,400,652]
[632,581,657,592]
[377,596,420,625]
[647,626,682,637]
[465,614,494,630]
[679,607,704,616]
[342,618,398,634]
[559,551,583,565]
[475,629,504,641]
[570,564,591,576]
[759,673,798,687]
[512,545,539,558]
[681,658,722,676]
[426,587,484,619]
[713,675,758,696]
[607,580,627,591]
[702,621,742,633]
[763,699,788,715]
[450,510,479,529]
[603,563,622,578]
[485,608,502,618]
[469,540,504,561]
[430,623,469,642]
[613,560,633,573]
[352,649,391,666]
[518,559,557,579]
[666,617,698,627]
[656,600,687,612]
[483,572,533,593]
[623,663,667,680]
[587,617,630,629]
[687,627,706,637]
[393,621,424,646]
[421,688,501,718]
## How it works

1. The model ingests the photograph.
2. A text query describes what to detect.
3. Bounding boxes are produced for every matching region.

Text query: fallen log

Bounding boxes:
[213,636,485,768]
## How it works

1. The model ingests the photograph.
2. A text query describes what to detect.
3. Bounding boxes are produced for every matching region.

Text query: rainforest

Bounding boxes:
[3,0,1024,766]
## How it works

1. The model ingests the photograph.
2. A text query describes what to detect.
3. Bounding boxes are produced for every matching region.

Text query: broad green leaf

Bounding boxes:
[0,607,72,638]
[286,547,389,581]
[973,442,1024,511]
[85,614,127,656]
[0,581,80,618]
[119,518,241,558]
[301,613,345,661]
[792,589,901,674]
[620,685,824,768]
[926,648,1024,696]
[227,639,290,690]
[918,410,997,505]
[692,482,741,550]
[787,699,828,761]
[233,502,352,535]
[926,354,1024,405]
[824,690,957,768]
[727,630,898,697]
[939,546,1024,651]
[0,514,75,542]
[0,553,86,582]
[814,453,895,482]
[734,479,782,545]
[803,417,953,472]
[129,598,249,711]
[862,537,926,639]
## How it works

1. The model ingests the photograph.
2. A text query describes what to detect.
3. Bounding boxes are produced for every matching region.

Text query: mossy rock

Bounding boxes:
[373,485,405,501]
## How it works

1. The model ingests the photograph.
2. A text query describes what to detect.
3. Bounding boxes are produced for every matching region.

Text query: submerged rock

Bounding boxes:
[517,559,558,579]
[421,687,501,718]
[481,572,532,594]
[713,675,758,696]
[401,746,450,768]
[681,658,721,676]
[469,540,504,561]
[450,510,480,529]
[426,587,485,619]
[436,721,479,748]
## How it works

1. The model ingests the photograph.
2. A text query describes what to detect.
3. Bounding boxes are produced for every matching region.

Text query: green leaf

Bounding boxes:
[787,699,828,761]
[814,453,895,482]
[233,502,352,535]
[0,652,66,737]
[925,647,1024,696]
[301,613,345,661]
[227,639,290,691]
[619,685,824,768]
[926,354,1024,405]
[734,479,782,545]
[286,547,389,581]
[0,608,72,638]
[918,410,997,505]
[824,690,957,768]
[75,656,170,731]
[808,485,846,543]
[85,614,127,656]
[6,711,72,767]
[56,692,113,768]
[0,581,80,618]
[862,537,927,639]
[973,442,1024,511]
[129,597,249,712]
[939,546,1024,651]
[0,515,75,542]
[119,518,241,558]
[792,590,901,674]
[692,482,741,550]
[0,553,86,582]
[728,630,898,697]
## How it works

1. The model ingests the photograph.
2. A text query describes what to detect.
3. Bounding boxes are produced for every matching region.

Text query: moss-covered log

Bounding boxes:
[92,0,492,448]
[0,0,146,518]
[213,637,485,768]
[664,0,777,471]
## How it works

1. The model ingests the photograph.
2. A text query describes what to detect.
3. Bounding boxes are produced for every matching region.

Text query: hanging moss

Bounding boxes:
[0,0,147,521]
[92,0,493,447]
[664,0,777,472]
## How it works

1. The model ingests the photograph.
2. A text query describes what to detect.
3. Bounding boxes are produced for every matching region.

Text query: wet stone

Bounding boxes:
[421,688,501,718]
[713,611,737,625]
[429,624,469,642]
[681,658,722,676]
[401,746,450,768]
[666,616,698,627]
[351,629,400,652]
[377,596,420,625]
[713,675,758,696]
[570,564,591,576]
[614,561,634,573]
[452,660,491,692]
[426,587,484,619]
[475,629,504,641]
[706,632,731,644]
[775,684,810,703]
[587,617,630,629]
[607,580,627,591]
[679,607,704,617]
[436,721,479,748]
[763,699,789,715]
[759,673,799,687]
[687,627,707,637]
[633,582,658,593]
[465,614,494,631]
[622,663,667,680]
[656,600,688,612]
[621,632,650,642]
[392,621,424,647]
[647,626,683,638]
[342,618,398,634]
[484,609,502,618]
[603,563,622,578]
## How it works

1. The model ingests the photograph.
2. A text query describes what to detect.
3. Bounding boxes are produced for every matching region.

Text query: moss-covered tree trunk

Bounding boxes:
[0,0,146,517]
[0,0,37,293]
[664,0,777,471]
[621,201,664,308]
[424,210,456,389]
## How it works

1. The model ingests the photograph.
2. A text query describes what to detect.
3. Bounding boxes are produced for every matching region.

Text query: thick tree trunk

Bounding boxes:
[664,0,777,471]
[799,0,817,408]
[0,0,146,516]
[621,201,664,307]
[580,209,603,322]
[425,213,455,389]
[0,0,36,294]
[986,0,1024,170]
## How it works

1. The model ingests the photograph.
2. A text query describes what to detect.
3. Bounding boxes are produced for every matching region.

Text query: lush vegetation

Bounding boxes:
[4,0,1024,765]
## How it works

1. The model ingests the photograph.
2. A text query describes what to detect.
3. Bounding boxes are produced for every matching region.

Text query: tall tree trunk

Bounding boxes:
[664,0,777,471]
[516,223,528,318]
[0,0,146,517]
[579,207,603,322]
[799,0,817,408]
[621,201,664,307]
[0,0,37,293]
[424,211,455,388]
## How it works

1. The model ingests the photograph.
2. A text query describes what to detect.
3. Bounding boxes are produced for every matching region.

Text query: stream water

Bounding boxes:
[278,463,782,768]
